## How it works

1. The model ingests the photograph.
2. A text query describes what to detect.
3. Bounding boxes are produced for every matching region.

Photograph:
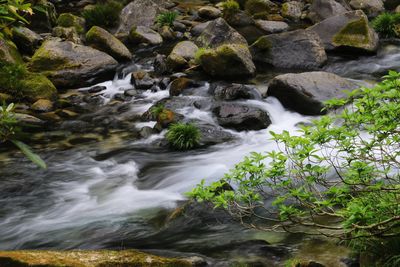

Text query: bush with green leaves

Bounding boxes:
[221,0,240,16]
[0,103,46,169]
[372,12,400,38]
[189,71,400,265]
[166,123,201,150]
[81,1,123,30]
[155,11,178,27]
[0,0,33,39]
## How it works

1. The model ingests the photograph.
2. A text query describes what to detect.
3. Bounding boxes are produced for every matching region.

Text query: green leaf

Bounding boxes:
[11,140,47,169]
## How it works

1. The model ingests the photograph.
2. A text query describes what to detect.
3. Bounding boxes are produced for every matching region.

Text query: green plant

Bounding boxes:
[0,0,33,39]
[156,11,178,27]
[0,61,26,98]
[81,0,123,29]
[189,71,400,264]
[221,0,240,16]
[150,104,165,118]
[0,103,46,168]
[372,12,400,38]
[166,123,201,150]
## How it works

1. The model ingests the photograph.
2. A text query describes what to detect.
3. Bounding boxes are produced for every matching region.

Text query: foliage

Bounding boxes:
[0,103,46,168]
[0,0,33,39]
[0,61,26,98]
[150,104,165,118]
[166,123,201,150]
[372,12,400,38]
[221,0,240,16]
[156,11,178,27]
[81,0,122,30]
[189,71,400,263]
[194,47,209,65]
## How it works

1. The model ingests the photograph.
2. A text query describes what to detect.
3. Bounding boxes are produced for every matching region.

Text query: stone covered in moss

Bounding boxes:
[332,16,379,53]
[167,41,199,71]
[129,26,163,45]
[0,39,23,64]
[198,44,256,77]
[57,13,86,34]
[86,26,132,61]
[0,250,192,267]
[245,0,276,15]
[29,39,118,88]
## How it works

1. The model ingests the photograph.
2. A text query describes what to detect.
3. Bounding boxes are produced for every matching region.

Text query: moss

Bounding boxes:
[0,39,23,64]
[57,13,85,34]
[0,250,192,267]
[82,1,123,29]
[21,73,58,101]
[245,0,272,15]
[251,36,272,51]
[332,18,371,48]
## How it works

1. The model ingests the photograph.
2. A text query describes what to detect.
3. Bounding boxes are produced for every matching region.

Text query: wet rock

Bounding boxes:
[196,18,248,48]
[307,0,348,23]
[14,113,44,126]
[88,85,106,94]
[197,44,256,78]
[0,39,23,64]
[255,20,289,34]
[167,41,199,71]
[169,77,197,96]
[349,0,384,17]
[267,71,359,115]
[116,0,165,35]
[154,54,168,75]
[31,99,54,112]
[308,10,379,53]
[129,26,163,45]
[52,26,82,44]
[281,1,303,21]
[198,6,222,19]
[173,21,187,33]
[211,83,261,100]
[198,123,235,145]
[56,13,85,34]
[86,26,132,61]
[139,126,155,138]
[131,71,154,90]
[159,77,171,90]
[213,103,271,131]
[251,29,327,69]
[29,39,118,88]
[12,27,43,55]
[124,89,138,97]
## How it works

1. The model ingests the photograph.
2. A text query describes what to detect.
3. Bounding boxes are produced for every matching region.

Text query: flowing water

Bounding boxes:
[0,43,399,264]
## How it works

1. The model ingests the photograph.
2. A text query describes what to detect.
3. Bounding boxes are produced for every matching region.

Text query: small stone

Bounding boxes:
[129,26,163,45]
[88,85,106,93]
[31,99,54,112]
[131,71,154,90]
[198,6,222,19]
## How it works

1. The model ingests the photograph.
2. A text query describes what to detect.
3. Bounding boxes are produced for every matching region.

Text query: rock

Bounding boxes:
[196,18,248,48]
[198,6,222,19]
[88,85,106,93]
[14,113,44,126]
[235,24,267,44]
[0,250,192,266]
[197,44,256,77]
[56,13,85,34]
[116,0,165,35]
[129,26,163,45]
[213,103,271,131]
[12,27,43,55]
[167,41,199,71]
[307,0,348,23]
[255,20,289,34]
[349,0,384,17]
[309,10,379,53]
[131,71,154,90]
[29,0,57,32]
[197,124,234,145]
[245,0,277,15]
[224,10,255,27]
[173,21,187,32]
[191,21,211,36]
[267,71,359,115]
[52,26,82,44]
[211,83,261,100]
[31,99,54,112]
[139,126,155,138]
[0,39,23,64]
[169,77,196,96]
[159,26,175,41]
[281,1,303,21]
[154,54,168,75]
[29,39,118,88]
[251,29,327,69]
[86,26,132,61]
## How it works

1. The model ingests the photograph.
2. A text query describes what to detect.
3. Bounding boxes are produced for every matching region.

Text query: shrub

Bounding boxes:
[150,104,165,118]
[372,12,400,38]
[189,71,400,264]
[0,61,26,98]
[156,11,178,27]
[166,123,201,150]
[81,1,123,30]
[221,0,240,16]
[0,0,32,39]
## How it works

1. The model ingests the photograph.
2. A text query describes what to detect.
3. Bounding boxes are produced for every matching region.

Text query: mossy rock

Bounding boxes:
[0,39,23,64]
[20,73,58,101]
[332,17,379,52]
[57,13,86,34]
[0,250,192,267]
[245,0,276,15]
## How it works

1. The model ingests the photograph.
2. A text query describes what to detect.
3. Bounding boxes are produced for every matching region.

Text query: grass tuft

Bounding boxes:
[166,123,201,150]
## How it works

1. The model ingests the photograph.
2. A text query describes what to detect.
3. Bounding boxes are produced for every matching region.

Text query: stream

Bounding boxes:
[0,42,400,265]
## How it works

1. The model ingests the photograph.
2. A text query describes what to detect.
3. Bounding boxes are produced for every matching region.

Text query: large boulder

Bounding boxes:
[307,0,348,23]
[29,39,118,88]
[267,71,359,115]
[86,26,132,61]
[116,0,165,35]
[213,103,271,131]
[250,29,327,69]
[0,39,23,64]
[129,26,163,45]
[308,10,379,53]
[196,18,248,48]
[167,41,198,71]
[12,27,43,55]
[197,44,256,77]
[349,0,384,17]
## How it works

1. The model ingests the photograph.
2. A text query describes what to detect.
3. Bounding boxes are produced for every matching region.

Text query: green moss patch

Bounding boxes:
[333,18,371,48]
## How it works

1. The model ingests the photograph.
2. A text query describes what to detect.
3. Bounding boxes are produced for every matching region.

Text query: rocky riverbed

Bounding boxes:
[1,0,399,266]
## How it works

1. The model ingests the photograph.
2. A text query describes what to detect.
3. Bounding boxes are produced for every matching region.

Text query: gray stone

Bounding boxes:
[349,0,384,17]
[255,20,289,34]
[167,41,198,71]
[129,26,163,45]
[198,6,222,19]
[307,0,348,23]
[12,27,43,55]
